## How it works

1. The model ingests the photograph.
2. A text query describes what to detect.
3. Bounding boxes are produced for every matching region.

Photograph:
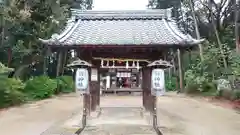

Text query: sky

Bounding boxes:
[93,0,149,10]
[92,0,225,11]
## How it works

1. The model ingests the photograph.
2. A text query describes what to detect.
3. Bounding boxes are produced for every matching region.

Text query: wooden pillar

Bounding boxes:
[177,48,184,92]
[152,95,157,127]
[84,67,91,115]
[97,68,100,106]
[136,71,140,87]
[56,49,63,77]
[142,67,152,111]
[43,46,48,75]
[90,68,100,111]
[85,50,100,112]
[147,68,153,112]
[76,50,92,115]
[142,69,146,108]
[84,93,91,115]
[45,47,51,75]
[61,49,68,75]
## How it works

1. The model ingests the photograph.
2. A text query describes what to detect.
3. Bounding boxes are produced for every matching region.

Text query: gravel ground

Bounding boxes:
[0,92,240,135]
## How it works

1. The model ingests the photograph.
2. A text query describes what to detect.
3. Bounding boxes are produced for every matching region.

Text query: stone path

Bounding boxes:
[0,92,240,135]
[81,107,156,135]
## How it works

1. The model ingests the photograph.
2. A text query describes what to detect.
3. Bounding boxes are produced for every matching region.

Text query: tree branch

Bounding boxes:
[199,0,218,20]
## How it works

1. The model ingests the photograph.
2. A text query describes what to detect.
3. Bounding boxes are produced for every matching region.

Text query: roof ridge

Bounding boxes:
[71,8,172,20]
[70,8,172,13]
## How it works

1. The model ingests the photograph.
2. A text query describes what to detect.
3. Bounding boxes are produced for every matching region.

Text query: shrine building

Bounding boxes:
[39,8,203,93]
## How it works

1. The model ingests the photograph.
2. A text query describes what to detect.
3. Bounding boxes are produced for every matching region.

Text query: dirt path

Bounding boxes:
[0,93,240,135]
[0,94,82,135]
[157,93,240,135]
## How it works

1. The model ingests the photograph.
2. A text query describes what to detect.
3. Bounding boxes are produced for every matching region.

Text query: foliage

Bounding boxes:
[0,63,26,108]
[0,0,92,70]
[229,52,240,76]
[0,67,74,108]
[148,0,240,100]
[57,75,74,93]
[165,76,177,91]
[184,40,240,99]
[232,90,240,100]
[0,62,14,74]
[0,77,26,108]
[0,0,92,108]
[24,75,57,100]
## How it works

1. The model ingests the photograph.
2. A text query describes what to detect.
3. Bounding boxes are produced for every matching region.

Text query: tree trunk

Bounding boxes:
[7,48,12,67]
[235,0,239,52]
[209,0,228,69]
[189,0,204,61]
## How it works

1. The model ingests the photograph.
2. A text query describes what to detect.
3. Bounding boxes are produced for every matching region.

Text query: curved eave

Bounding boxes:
[38,38,61,46]
[39,17,77,45]
[191,38,205,44]
[39,43,202,48]
[39,36,204,47]
[39,38,52,44]
[163,18,204,46]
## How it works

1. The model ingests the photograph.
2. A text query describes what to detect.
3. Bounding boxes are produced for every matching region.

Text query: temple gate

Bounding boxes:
[39,8,203,135]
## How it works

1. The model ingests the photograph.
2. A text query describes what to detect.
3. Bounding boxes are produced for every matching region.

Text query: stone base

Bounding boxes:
[89,106,101,119]
[141,108,155,126]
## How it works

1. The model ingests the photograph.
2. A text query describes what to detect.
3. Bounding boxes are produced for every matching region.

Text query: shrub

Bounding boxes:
[200,82,218,96]
[185,84,200,94]
[0,78,26,108]
[231,90,240,100]
[0,62,14,74]
[216,89,233,100]
[165,76,177,91]
[24,75,57,100]
[57,75,74,93]
[202,82,217,92]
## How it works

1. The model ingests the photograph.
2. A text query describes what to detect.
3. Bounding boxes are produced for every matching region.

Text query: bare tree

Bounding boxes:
[234,0,239,52]
[188,0,204,61]
[208,0,228,68]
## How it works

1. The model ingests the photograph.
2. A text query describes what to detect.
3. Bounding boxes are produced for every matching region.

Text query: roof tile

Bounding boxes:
[39,9,203,46]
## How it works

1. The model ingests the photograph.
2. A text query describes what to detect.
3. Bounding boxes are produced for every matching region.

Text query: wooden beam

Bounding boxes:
[93,57,150,62]
[99,66,143,69]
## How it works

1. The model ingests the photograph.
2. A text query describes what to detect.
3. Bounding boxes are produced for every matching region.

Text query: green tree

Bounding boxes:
[0,0,92,78]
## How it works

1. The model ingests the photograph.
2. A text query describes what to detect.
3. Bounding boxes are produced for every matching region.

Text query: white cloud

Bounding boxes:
[93,0,148,10]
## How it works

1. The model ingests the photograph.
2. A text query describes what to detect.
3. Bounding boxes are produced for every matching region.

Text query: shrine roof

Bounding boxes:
[39,8,204,46]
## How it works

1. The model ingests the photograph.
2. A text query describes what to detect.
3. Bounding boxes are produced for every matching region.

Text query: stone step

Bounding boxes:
[41,107,158,135]
[80,124,157,135]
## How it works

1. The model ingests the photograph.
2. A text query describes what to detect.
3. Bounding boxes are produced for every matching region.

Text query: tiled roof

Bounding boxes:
[39,9,203,46]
